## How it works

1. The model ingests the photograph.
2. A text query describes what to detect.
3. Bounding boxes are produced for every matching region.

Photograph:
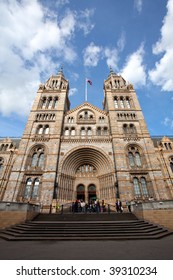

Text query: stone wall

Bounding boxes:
[0,202,40,229]
[132,200,173,230]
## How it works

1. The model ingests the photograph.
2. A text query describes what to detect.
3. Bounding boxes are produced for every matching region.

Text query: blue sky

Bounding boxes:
[0,0,173,137]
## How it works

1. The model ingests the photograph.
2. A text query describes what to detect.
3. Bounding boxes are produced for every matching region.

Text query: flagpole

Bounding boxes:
[85,78,87,102]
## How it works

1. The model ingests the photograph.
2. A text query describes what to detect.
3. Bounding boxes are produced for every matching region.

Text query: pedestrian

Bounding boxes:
[126,200,131,212]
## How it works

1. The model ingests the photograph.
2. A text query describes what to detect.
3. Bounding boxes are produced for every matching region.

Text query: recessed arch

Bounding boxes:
[59,146,114,176]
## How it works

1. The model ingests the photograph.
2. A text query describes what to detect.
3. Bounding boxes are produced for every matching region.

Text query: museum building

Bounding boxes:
[0,68,173,211]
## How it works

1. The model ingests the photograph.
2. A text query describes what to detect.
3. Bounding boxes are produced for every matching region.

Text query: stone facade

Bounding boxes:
[0,69,173,210]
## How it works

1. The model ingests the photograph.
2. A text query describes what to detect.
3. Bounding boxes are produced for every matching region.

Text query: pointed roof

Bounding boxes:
[65,101,108,116]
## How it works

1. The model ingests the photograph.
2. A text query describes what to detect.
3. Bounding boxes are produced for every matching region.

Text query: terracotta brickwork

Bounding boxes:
[0,69,173,210]
[133,201,173,230]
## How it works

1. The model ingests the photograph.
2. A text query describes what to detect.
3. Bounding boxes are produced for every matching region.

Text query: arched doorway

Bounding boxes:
[58,146,116,204]
[88,184,96,202]
[76,184,85,201]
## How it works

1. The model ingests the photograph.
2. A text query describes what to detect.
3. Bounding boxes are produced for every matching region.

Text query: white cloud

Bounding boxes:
[69,88,78,96]
[162,117,173,128]
[0,0,94,116]
[149,0,173,91]
[117,32,126,52]
[104,48,118,70]
[77,9,95,36]
[83,42,102,67]
[120,45,146,88]
[134,0,143,14]
[83,33,126,69]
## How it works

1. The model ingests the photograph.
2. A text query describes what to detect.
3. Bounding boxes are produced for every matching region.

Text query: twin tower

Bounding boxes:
[1,68,173,211]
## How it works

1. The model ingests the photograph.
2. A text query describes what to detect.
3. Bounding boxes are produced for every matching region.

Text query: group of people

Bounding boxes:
[71,199,107,213]
[115,200,131,213]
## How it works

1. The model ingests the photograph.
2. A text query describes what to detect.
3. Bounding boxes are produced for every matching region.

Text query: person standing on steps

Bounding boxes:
[116,199,122,213]
[126,200,131,213]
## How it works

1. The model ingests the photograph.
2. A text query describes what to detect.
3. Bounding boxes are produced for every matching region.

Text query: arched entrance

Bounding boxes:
[88,184,96,202]
[76,184,85,201]
[58,146,116,204]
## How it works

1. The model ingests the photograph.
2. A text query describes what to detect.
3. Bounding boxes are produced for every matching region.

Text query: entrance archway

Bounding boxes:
[58,146,116,204]
[76,184,85,201]
[88,184,96,202]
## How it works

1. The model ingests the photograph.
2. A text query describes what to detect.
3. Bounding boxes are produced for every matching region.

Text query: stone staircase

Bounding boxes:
[0,213,172,241]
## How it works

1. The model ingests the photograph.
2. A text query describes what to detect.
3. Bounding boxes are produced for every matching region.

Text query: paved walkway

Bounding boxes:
[0,235,173,260]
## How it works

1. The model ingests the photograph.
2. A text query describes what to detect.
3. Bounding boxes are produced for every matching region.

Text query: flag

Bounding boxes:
[87,79,92,85]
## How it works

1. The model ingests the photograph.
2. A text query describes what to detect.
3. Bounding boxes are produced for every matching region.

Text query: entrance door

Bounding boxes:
[88,184,96,202]
[76,184,85,201]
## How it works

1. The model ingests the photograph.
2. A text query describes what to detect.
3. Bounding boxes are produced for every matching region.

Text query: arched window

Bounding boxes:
[103,127,108,135]
[29,147,45,169]
[81,127,86,135]
[0,158,4,176]
[54,97,58,109]
[44,125,49,134]
[41,97,46,109]
[133,177,141,197]
[170,157,173,172]
[24,178,32,198]
[38,153,44,168]
[64,127,70,136]
[128,152,135,167]
[135,152,142,166]
[87,127,92,136]
[164,143,168,150]
[140,177,149,196]
[120,97,125,108]
[71,127,76,136]
[37,125,43,134]
[123,124,128,134]
[168,143,172,150]
[84,111,88,119]
[127,146,143,168]
[129,124,136,134]
[114,97,118,108]
[97,127,101,136]
[31,153,38,167]
[48,98,53,109]
[32,178,40,199]
[126,97,131,108]
[170,162,173,172]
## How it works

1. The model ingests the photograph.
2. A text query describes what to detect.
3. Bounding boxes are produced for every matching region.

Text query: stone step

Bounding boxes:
[34,212,138,221]
[0,231,171,241]
[0,212,172,241]
[0,219,172,241]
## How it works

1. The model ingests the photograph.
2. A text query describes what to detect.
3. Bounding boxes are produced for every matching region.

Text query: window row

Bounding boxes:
[66,115,106,124]
[0,143,14,152]
[114,96,132,109]
[64,127,109,136]
[24,178,40,199]
[67,117,74,123]
[46,79,66,90]
[39,96,58,109]
[77,164,96,173]
[78,111,94,120]
[123,124,137,134]
[36,113,55,121]
[28,147,45,169]
[109,79,126,89]
[128,146,142,168]
[117,113,136,120]
[133,177,149,198]
[36,125,50,135]
[160,142,172,150]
